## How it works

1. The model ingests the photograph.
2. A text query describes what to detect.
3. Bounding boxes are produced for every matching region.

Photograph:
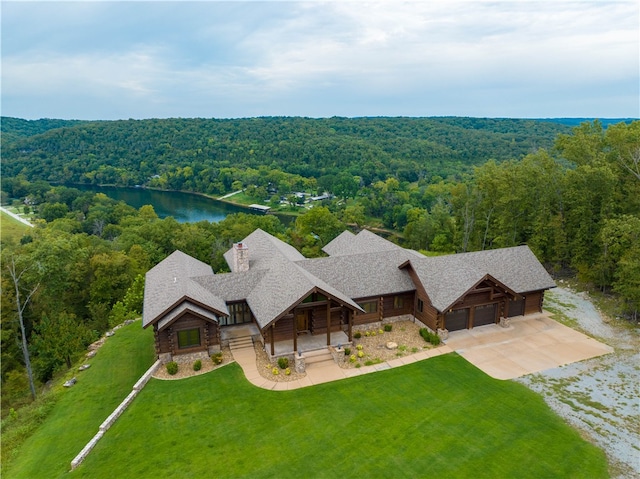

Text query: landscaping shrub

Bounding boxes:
[193,360,202,371]
[344,347,351,356]
[378,329,384,334]
[384,324,393,332]
[357,351,364,358]
[285,368,291,376]
[349,354,357,363]
[211,352,223,365]
[272,367,279,376]
[356,344,363,351]
[166,361,178,375]
[353,332,361,339]
[277,357,289,369]
[419,328,441,346]
[355,363,361,368]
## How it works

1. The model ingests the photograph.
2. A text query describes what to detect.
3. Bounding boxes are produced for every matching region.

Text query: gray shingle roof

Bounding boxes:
[219,229,361,328]
[297,249,416,299]
[323,229,402,256]
[403,245,556,311]
[142,250,228,328]
[224,228,304,272]
[322,230,356,256]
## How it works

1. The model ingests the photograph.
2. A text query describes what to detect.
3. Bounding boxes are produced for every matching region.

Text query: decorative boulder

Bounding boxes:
[86,350,97,359]
[106,330,115,337]
[78,364,91,371]
[386,341,398,350]
[63,377,77,388]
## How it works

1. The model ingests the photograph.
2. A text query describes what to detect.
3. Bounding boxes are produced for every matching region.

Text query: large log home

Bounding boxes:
[142,228,555,361]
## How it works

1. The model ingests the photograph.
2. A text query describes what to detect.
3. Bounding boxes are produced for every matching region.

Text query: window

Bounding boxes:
[221,302,252,326]
[358,301,378,314]
[393,296,404,309]
[417,299,424,313]
[177,328,200,349]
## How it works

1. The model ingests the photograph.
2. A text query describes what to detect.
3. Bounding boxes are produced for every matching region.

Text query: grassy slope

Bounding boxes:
[3,322,155,478]
[0,211,31,243]
[73,355,607,479]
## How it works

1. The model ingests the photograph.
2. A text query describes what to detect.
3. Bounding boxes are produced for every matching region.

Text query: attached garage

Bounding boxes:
[473,303,497,327]
[445,309,469,331]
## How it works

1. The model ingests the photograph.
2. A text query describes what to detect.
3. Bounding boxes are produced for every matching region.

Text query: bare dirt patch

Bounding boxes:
[517,287,640,478]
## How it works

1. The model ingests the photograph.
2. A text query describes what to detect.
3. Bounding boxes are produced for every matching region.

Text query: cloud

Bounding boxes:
[1,1,638,119]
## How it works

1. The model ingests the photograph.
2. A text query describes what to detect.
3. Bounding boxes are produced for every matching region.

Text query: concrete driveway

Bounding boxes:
[445,312,614,380]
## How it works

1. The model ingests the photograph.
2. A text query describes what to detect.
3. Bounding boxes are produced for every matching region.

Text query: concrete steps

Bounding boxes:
[228,336,253,351]
[303,348,334,367]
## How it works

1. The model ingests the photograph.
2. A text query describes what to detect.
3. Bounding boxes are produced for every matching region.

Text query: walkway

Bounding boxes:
[218,190,243,200]
[230,313,613,389]
[231,342,454,391]
[0,206,34,227]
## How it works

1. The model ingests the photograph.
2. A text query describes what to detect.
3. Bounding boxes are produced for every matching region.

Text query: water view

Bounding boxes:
[72,185,247,223]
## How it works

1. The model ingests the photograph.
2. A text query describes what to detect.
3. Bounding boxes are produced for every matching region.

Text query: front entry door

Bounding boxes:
[296,310,310,333]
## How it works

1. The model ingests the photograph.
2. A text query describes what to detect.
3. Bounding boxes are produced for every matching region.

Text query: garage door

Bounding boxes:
[508,298,525,317]
[445,309,468,331]
[473,303,497,327]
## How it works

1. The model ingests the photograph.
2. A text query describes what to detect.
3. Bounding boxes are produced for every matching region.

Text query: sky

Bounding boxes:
[1,1,638,120]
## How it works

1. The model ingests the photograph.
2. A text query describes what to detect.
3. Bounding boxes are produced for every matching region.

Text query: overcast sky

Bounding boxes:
[1,1,638,120]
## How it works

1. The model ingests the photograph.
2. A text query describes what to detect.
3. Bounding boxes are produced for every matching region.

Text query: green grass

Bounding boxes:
[0,210,31,244]
[2,321,155,478]
[69,355,608,479]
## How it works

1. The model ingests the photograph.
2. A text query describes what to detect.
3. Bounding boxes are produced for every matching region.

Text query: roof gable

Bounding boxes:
[322,229,401,256]
[400,245,555,312]
[143,251,227,328]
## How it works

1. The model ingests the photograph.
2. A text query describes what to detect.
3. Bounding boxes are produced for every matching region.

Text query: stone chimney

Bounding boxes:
[233,242,249,272]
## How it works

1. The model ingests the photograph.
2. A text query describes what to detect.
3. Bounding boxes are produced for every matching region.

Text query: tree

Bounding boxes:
[33,312,90,371]
[5,256,39,400]
[292,207,345,257]
[614,243,640,321]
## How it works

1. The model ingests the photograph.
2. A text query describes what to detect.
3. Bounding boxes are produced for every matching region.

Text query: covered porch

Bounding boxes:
[265,330,350,357]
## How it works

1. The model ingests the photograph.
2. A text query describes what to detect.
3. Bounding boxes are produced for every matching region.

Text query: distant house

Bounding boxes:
[143,229,555,361]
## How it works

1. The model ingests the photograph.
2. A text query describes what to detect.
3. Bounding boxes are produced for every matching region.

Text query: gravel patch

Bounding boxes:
[517,287,640,478]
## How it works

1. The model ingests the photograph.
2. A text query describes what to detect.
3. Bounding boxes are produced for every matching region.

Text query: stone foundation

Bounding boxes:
[437,328,449,340]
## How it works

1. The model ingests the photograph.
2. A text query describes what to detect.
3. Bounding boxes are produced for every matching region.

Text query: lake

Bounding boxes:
[72,185,249,223]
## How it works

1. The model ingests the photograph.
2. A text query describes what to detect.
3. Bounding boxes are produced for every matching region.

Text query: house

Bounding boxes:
[142,229,555,361]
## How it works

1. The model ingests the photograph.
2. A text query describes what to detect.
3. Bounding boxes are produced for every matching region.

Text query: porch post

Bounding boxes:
[270,324,275,356]
[348,309,353,341]
[293,309,298,353]
[326,299,331,346]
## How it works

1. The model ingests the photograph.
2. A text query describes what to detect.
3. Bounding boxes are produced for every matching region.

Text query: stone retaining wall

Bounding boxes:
[70,359,161,470]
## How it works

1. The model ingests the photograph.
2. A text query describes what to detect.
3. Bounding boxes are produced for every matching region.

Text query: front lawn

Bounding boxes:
[73,354,608,478]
